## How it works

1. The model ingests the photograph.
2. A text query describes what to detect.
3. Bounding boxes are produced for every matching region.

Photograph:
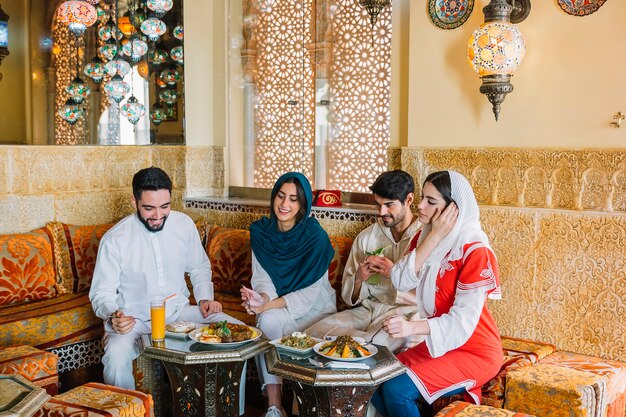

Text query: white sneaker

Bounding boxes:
[264,405,287,417]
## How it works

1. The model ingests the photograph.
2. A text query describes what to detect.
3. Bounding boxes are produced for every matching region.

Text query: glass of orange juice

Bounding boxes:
[150,299,166,342]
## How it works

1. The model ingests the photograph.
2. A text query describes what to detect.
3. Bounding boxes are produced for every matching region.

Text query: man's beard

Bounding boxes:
[137,210,168,233]
[381,211,405,229]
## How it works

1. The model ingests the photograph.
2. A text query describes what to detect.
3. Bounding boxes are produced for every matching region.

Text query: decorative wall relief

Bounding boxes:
[401,146,626,362]
[557,0,608,16]
[428,0,474,30]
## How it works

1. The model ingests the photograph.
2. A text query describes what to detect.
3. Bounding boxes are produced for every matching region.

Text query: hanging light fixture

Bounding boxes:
[84,55,106,84]
[104,73,130,103]
[150,101,168,126]
[170,45,183,65]
[467,0,529,121]
[140,17,166,41]
[122,36,148,62]
[172,25,183,41]
[99,37,118,60]
[105,57,131,77]
[158,87,180,106]
[148,48,168,65]
[98,17,116,41]
[159,67,180,86]
[146,0,173,18]
[59,98,84,124]
[358,0,390,29]
[56,1,98,36]
[121,95,146,124]
[66,76,91,104]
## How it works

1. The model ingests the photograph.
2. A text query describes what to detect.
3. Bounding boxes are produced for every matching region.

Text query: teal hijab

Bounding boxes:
[250,172,335,297]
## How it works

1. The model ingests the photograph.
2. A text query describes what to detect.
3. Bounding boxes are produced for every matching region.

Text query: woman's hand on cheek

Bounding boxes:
[431,203,458,239]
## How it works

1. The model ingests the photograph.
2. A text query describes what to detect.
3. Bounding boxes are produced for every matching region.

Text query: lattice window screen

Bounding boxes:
[327,0,392,192]
[251,0,392,191]
[254,0,315,188]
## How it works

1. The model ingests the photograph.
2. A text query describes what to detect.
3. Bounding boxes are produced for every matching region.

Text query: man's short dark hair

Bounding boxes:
[132,167,172,200]
[369,170,415,203]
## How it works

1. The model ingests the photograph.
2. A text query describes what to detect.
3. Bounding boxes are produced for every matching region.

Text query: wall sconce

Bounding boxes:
[0,2,9,81]
[358,0,391,29]
[467,0,530,121]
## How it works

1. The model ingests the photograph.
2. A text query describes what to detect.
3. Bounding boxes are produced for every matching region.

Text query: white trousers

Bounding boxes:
[255,308,299,386]
[102,306,246,412]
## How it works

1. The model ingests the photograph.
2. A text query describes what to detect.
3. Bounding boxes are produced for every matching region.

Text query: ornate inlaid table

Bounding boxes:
[0,374,50,417]
[137,334,270,417]
[265,345,405,417]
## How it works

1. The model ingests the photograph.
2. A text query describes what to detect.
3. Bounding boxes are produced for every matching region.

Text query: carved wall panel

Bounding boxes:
[403,147,626,361]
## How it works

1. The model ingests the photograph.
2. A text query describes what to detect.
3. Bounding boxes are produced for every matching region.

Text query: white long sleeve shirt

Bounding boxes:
[89,211,213,323]
[341,219,421,307]
[251,251,336,327]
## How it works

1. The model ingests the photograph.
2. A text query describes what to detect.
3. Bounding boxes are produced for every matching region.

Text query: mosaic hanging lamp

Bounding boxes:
[56,1,98,36]
[467,0,529,121]
[66,76,91,104]
[158,87,179,106]
[105,57,131,77]
[148,48,168,65]
[150,101,168,126]
[84,56,106,84]
[147,0,173,18]
[170,45,183,65]
[159,67,180,86]
[140,17,166,41]
[59,97,83,124]
[358,0,390,29]
[99,37,118,60]
[121,95,146,124]
[123,36,148,63]
[172,25,183,41]
[104,74,130,103]
[98,17,116,41]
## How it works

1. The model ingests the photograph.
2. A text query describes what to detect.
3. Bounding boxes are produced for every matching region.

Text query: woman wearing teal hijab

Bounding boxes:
[242,172,336,417]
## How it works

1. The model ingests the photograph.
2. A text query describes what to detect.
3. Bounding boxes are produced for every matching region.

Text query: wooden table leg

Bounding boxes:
[287,381,377,417]
[163,361,244,417]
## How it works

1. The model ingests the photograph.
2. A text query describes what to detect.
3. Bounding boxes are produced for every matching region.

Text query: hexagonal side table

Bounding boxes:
[0,374,50,417]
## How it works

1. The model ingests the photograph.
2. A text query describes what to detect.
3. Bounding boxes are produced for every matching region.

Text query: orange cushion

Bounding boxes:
[328,235,353,311]
[0,345,58,395]
[206,226,252,295]
[0,231,57,306]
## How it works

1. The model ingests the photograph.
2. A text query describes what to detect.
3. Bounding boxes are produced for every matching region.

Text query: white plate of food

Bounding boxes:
[165,321,196,339]
[269,332,323,355]
[313,335,377,362]
[188,321,262,348]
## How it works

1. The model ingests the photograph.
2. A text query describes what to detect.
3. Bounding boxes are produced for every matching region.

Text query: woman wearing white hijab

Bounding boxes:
[371,171,502,417]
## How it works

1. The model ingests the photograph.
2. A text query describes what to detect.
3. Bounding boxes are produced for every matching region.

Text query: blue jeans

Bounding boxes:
[371,373,466,417]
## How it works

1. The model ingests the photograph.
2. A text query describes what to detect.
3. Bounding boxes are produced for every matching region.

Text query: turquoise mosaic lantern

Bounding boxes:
[121,95,146,124]
[66,76,91,104]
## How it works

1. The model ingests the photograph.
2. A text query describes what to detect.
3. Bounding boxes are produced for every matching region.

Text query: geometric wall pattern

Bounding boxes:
[250,0,391,191]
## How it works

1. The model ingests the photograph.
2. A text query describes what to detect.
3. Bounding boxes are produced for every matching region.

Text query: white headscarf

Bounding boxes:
[416,170,500,316]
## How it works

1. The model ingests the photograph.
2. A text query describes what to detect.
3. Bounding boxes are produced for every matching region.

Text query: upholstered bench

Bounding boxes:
[0,345,59,395]
[505,363,607,417]
[435,401,536,416]
[501,336,557,364]
[539,351,626,417]
[36,382,154,417]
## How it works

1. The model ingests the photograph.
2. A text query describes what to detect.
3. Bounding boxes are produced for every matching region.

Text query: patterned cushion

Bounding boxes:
[39,382,153,417]
[435,400,536,416]
[501,336,557,364]
[328,235,353,311]
[206,226,252,296]
[539,351,626,417]
[481,354,533,409]
[505,363,607,417]
[0,345,58,395]
[0,292,102,350]
[0,231,57,306]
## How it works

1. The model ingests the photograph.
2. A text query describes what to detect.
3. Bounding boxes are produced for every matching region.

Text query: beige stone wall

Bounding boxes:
[403,147,626,362]
[0,145,223,234]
